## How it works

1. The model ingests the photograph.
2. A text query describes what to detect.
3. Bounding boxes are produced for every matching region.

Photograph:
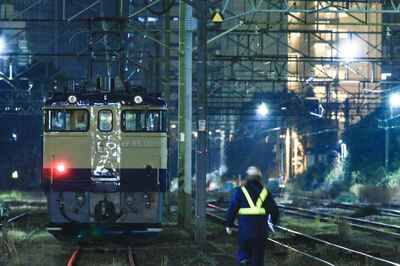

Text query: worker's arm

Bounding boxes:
[264,191,280,225]
[225,188,241,228]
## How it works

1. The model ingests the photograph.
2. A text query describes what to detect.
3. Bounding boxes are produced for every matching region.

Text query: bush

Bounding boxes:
[294,164,328,191]
[321,153,351,198]
[379,169,400,188]
[336,192,357,203]
[352,185,391,203]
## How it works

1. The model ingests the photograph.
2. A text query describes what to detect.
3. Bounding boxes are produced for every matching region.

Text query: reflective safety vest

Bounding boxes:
[238,186,268,215]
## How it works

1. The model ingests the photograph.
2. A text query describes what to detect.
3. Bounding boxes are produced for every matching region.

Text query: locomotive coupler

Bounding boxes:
[94,198,116,222]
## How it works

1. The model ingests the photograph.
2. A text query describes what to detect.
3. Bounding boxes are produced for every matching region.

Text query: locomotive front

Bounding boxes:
[42,81,168,241]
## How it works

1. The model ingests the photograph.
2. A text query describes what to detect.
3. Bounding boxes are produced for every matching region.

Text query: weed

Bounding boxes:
[284,250,303,265]
[179,252,217,266]
[337,220,352,240]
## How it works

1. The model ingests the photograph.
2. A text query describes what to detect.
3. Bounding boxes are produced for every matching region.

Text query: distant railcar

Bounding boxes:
[42,78,168,241]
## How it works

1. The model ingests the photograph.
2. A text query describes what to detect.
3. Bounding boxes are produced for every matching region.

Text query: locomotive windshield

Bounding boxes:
[122,110,166,132]
[44,109,89,132]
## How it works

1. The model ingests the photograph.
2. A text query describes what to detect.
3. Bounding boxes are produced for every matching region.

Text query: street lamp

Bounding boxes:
[389,93,400,108]
[339,40,357,61]
[0,37,6,54]
[256,102,268,117]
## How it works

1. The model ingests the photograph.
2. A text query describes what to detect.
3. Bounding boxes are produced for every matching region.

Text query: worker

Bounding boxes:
[225,166,279,266]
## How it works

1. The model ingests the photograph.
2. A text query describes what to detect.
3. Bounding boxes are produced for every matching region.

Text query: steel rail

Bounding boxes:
[275,225,400,266]
[205,211,335,266]
[279,204,400,232]
[67,247,80,266]
[0,209,38,227]
[67,246,135,266]
[207,203,400,266]
[330,202,400,217]
[287,195,400,217]
[280,208,400,239]
[127,245,135,266]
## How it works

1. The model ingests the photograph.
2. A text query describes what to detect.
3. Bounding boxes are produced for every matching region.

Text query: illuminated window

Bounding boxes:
[122,110,166,132]
[98,110,113,132]
[45,109,89,132]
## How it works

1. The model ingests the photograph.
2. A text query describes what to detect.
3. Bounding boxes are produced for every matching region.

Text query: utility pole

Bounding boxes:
[178,1,194,229]
[184,3,194,229]
[194,0,208,243]
[177,0,186,227]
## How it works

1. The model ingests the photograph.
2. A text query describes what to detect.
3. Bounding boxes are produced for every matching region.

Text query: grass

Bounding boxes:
[0,190,45,202]
[179,252,217,266]
[278,215,337,236]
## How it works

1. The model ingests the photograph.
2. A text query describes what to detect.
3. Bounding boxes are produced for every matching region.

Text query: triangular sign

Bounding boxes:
[212,11,224,23]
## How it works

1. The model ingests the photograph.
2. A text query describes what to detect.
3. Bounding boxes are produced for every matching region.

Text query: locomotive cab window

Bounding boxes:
[98,110,113,132]
[122,110,166,132]
[45,109,89,132]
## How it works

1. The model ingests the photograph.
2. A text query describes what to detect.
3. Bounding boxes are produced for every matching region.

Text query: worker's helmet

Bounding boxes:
[246,166,262,181]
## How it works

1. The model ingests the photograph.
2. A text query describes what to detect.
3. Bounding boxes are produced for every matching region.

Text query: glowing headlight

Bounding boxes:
[134,95,143,104]
[68,95,78,104]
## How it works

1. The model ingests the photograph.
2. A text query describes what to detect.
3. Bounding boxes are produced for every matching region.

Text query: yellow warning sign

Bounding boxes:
[211,11,224,23]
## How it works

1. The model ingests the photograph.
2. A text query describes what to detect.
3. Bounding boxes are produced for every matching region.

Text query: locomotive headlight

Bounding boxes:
[134,95,143,104]
[76,192,85,206]
[67,95,78,104]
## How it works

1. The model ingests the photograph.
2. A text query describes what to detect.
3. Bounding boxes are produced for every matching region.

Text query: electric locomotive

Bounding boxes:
[42,77,168,240]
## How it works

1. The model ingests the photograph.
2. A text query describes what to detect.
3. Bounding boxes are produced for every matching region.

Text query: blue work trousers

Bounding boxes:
[237,238,266,266]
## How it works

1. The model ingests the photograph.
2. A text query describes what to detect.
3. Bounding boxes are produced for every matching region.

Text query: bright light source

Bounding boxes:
[56,163,67,174]
[11,171,18,179]
[390,93,400,108]
[170,124,176,129]
[256,102,268,117]
[134,95,143,104]
[339,41,356,61]
[382,73,392,80]
[0,37,5,53]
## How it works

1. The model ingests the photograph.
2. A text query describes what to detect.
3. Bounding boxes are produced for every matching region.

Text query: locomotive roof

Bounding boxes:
[44,92,167,107]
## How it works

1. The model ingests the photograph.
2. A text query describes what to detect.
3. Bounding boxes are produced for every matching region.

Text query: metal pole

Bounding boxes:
[385,120,389,171]
[195,1,208,243]
[163,6,171,215]
[385,98,391,172]
[184,3,193,229]
[177,0,186,227]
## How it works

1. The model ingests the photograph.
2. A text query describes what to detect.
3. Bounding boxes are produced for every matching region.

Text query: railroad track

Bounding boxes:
[207,203,400,266]
[0,209,38,227]
[278,204,400,239]
[206,211,335,266]
[289,196,400,217]
[67,245,136,266]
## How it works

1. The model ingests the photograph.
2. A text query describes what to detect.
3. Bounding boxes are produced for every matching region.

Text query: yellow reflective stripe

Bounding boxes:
[238,186,268,216]
[241,187,256,208]
[256,188,268,208]
[238,208,266,215]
